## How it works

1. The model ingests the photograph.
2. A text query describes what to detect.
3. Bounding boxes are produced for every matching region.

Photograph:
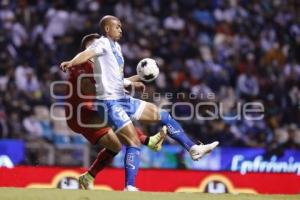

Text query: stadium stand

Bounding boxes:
[0,0,299,166]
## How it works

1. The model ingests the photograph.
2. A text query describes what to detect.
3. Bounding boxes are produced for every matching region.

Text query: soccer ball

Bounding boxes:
[136,58,159,82]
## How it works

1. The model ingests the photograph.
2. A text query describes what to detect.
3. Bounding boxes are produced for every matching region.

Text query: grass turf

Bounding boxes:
[0,188,299,200]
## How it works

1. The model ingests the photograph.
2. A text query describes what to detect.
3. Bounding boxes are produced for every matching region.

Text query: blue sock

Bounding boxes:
[124,146,140,187]
[160,110,195,150]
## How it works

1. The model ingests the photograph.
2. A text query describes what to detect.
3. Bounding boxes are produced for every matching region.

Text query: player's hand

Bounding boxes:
[60,61,73,72]
[131,81,145,93]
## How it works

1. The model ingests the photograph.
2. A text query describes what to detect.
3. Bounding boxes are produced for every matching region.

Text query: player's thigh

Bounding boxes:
[67,110,110,145]
[84,110,121,152]
[81,109,108,129]
[97,129,122,153]
[97,100,129,131]
[139,102,160,122]
[124,97,159,122]
[98,100,141,147]
[67,119,108,145]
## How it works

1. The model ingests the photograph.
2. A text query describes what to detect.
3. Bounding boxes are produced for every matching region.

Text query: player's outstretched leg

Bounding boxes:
[78,127,166,190]
[78,128,122,190]
[115,122,142,191]
[139,103,219,161]
[123,146,140,191]
[79,149,117,189]
[159,110,219,160]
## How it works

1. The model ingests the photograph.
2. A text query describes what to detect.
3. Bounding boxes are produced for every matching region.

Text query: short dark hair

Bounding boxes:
[80,33,101,50]
[99,15,120,35]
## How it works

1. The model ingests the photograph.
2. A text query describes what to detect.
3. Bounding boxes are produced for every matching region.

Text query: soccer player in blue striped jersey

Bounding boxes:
[60,15,218,191]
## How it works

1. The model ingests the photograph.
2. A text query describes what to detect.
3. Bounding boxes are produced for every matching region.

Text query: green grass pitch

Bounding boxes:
[0,188,299,200]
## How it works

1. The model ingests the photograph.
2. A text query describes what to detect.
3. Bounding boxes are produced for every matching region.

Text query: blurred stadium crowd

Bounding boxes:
[0,0,300,165]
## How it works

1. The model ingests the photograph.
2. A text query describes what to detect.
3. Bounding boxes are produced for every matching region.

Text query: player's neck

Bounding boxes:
[106,35,116,43]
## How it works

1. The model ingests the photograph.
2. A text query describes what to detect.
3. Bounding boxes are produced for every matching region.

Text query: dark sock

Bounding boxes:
[88,149,117,177]
[144,137,150,145]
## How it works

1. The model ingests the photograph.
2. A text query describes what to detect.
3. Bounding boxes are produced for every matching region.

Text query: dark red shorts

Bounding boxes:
[66,109,110,145]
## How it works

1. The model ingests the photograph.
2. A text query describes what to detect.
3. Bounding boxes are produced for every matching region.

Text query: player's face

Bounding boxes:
[107,19,122,41]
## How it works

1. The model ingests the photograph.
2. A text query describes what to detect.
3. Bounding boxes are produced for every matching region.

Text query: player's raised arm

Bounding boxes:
[60,49,97,72]
[123,78,145,93]
[126,75,140,82]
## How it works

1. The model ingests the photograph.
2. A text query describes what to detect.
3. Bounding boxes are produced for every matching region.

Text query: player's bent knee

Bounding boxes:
[152,106,160,121]
[97,129,122,152]
[141,103,160,121]
[124,136,141,147]
[160,110,172,123]
[118,134,141,147]
[110,142,122,153]
[132,137,141,147]
[108,138,122,152]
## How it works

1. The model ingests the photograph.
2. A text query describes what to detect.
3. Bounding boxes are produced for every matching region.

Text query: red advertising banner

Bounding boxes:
[0,166,299,194]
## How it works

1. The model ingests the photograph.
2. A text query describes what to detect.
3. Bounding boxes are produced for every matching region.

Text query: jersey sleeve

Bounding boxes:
[123,78,132,87]
[87,39,106,56]
[116,42,122,52]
